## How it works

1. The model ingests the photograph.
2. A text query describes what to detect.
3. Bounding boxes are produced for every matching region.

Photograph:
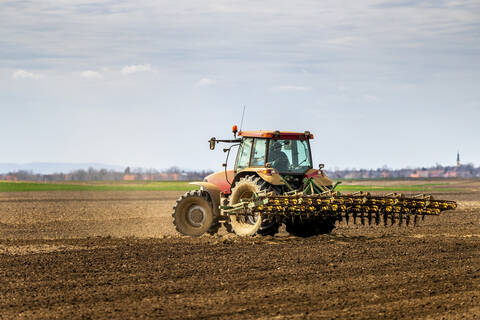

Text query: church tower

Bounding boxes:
[456,151,460,168]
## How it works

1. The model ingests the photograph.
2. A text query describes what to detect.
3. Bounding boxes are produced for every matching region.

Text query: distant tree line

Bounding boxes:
[0,167,214,182]
[326,163,480,179]
[1,164,479,182]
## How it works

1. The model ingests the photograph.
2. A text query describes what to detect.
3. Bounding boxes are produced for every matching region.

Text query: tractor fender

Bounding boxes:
[305,168,333,188]
[257,171,285,186]
[189,182,221,216]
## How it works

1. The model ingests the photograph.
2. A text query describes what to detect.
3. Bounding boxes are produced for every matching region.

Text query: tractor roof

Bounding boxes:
[238,130,313,140]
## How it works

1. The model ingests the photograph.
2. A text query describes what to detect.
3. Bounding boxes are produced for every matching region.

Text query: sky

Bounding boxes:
[1,0,479,172]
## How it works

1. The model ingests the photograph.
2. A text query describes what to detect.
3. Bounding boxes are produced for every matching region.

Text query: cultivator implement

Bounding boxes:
[223,191,457,226]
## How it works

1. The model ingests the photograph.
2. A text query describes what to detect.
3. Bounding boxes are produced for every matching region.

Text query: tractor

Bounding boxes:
[172,126,457,237]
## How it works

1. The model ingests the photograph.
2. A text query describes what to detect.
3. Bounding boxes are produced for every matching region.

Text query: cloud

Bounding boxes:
[12,70,42,80]
[121,64,152,75]
[80,70,103,79]
[326,36,361,46]
[362,94,380,102]
[271,85,311,92]
[194,78,215,87]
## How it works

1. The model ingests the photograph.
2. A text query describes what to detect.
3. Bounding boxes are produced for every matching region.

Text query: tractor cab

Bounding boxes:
[205,128,332,194]
[236,131,313,174]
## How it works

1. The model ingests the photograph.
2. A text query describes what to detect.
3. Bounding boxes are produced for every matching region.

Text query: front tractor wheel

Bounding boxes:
[172,190,217,236]
[228,176,279,236]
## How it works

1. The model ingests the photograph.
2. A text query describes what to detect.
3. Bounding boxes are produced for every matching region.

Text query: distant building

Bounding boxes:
[445,170,457,178]
[457,151,460,168]
[410,169,430,178]
[123,174,137,181]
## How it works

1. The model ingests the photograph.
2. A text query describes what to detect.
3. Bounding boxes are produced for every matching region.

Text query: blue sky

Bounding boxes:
[1,0,479,171]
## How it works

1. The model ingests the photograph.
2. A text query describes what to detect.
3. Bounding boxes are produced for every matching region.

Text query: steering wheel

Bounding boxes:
[291,158,307,170]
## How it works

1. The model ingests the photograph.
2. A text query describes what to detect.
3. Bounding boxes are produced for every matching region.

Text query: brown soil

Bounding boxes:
[0,180,479,319]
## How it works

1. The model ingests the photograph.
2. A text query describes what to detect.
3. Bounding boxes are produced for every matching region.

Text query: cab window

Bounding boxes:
[251,138,267,167]
[236,138,253,170]
[267,139,312,173]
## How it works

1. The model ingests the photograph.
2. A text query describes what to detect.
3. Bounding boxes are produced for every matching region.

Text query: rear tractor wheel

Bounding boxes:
[172,190,219,236]
[228,176,279,236]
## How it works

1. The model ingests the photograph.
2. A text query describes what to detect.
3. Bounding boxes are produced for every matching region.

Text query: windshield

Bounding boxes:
[267,139,312,173]
[236,138,253,170]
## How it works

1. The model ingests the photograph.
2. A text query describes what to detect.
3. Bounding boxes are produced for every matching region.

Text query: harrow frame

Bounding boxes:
[221,178,457,227]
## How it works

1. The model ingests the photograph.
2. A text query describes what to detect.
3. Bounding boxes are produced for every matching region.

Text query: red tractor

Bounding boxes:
[172,127,456,237]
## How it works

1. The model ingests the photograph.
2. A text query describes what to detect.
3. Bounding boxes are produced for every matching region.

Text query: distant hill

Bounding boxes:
[0,163,125,174]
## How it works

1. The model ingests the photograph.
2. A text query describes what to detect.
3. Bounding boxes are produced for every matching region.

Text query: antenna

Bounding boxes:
[239,105,246,132]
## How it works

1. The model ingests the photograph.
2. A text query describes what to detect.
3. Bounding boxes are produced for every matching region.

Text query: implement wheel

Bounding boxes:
[228,176,279,236]
[172,190,218,236]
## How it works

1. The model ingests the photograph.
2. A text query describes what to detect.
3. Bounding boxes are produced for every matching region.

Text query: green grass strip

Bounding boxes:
[336,185,460,192]
[0,181,461,193]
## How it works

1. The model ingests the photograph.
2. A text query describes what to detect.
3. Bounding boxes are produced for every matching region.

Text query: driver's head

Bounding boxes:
[272,141,282,151]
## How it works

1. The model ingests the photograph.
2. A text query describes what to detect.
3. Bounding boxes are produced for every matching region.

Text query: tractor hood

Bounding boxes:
[203,170,234,194]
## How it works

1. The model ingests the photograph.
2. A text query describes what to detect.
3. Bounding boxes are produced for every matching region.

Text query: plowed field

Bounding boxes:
[0,180,479,319]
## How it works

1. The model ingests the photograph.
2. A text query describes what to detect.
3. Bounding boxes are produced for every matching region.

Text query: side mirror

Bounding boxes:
[319,163,325,170]
[209,137,216,150]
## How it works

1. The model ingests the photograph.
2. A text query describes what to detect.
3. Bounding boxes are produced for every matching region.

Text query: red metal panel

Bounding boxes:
[239,130,313,140]
[305,169,319,178]
[204,170,234,194]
